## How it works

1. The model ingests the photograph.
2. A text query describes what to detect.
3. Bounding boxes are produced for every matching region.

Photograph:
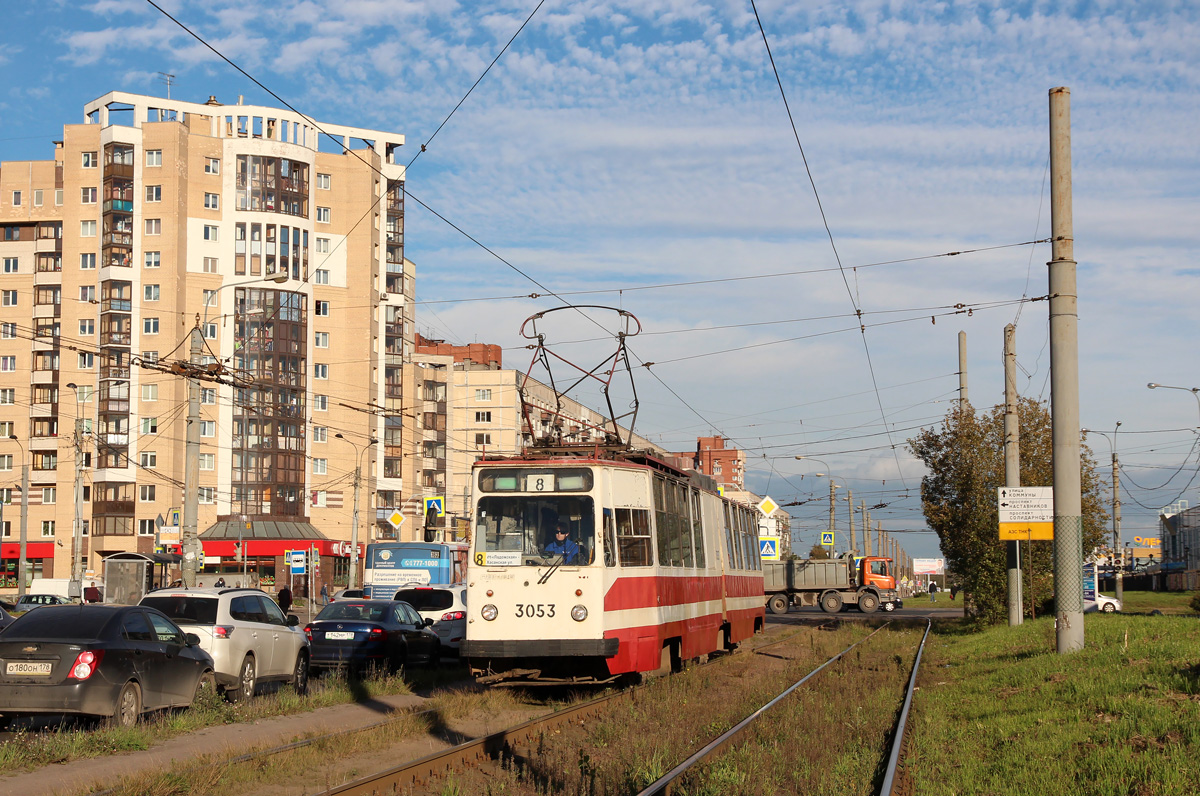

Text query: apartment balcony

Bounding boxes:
[33,303,62,319]
[99,331,131,347]
[93,499,134,516]
[29,401,57,417]
[100,433,129,447]
[31,335,59,353]
[104,161,134,180]
[98,398,129,414]
[384,322,404,338]
[29,435,60,452]
[31,370,59,387]
[102,199,133,214]
[100,365,130,380]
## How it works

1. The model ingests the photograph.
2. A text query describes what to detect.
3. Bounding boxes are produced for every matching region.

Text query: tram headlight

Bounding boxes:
[571,605,588,622]
[481,604,499,621]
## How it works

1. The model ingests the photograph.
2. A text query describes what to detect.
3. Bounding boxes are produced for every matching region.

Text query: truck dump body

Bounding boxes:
[763,560,853,592]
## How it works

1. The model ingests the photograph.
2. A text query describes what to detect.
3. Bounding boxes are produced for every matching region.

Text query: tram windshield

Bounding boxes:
[475,495,596,566]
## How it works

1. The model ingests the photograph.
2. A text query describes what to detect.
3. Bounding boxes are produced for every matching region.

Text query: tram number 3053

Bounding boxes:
[515,603,556,618]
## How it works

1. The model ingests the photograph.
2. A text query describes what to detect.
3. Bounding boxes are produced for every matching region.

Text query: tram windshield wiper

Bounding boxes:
[537,553,567,584]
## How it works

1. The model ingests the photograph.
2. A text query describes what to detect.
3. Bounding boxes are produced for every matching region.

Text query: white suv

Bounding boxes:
[392,586,466,655]
[140,587,309,700]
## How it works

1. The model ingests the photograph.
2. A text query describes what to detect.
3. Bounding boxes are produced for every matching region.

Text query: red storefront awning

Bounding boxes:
[199,539,363,557]
[1,542,56,559]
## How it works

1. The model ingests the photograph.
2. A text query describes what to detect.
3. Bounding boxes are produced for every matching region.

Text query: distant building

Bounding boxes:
[675,435,746,491]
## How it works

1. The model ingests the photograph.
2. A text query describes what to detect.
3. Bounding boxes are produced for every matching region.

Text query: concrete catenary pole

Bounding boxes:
[71,413,85,598]
[1049,86,1084,653]
[863,503,871,556]
[828,480,836,538]
[181,320,203,587]
[959,331,968,405]
[846,489,855,555]
[1004,324,1023,626]
[1113,446,1123,602]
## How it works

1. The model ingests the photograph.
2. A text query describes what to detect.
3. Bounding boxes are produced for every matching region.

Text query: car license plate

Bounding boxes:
[325,631,355,640]
[6,661,53,676]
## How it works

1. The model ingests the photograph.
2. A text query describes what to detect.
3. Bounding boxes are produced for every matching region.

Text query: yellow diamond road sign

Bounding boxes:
[387,509,405,530]
[757,496,779,517]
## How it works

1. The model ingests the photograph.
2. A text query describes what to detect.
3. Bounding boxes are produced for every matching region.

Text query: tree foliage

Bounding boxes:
[907,398,1108,624]
[808,544,830,560]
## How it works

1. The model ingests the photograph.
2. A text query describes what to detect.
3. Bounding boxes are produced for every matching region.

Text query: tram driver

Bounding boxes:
[544,520,582,564]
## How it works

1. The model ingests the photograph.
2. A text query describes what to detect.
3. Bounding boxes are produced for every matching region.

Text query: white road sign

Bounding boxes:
[997,486,1053,522]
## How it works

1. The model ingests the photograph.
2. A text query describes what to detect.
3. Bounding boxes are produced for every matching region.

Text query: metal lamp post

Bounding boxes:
[1081,424,1123,602]
[335,433,377,590]
[5,435,28,599]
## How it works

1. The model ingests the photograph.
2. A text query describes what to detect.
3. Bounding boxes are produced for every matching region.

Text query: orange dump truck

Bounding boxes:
[763,555,899,614]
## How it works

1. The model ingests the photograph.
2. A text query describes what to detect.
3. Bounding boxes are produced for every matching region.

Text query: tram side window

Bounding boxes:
[690,488,706,568]
[723,503,735,569]
[675,483,693,567]
[744,508,761,570]
[654,477,671,566]
[616,508,653,566]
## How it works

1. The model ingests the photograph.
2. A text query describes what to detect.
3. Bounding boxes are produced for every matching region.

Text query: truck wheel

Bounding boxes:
[767,594,789,615]
[858,592,880,614]
[820,592,843,613]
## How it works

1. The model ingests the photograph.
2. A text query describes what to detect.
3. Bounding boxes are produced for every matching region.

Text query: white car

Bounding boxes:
[392,586,466,655]
[1084,593,1122,613]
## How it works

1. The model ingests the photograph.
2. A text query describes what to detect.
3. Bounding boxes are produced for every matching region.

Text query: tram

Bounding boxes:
[462,451,765,685]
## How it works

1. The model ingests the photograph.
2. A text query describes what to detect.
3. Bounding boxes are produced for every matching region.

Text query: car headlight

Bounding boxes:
[571,605,588,622]
[481,603,499,621]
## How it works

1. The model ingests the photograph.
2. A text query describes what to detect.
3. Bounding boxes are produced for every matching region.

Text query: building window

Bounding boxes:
[146,149,162,167]
[475,411,492,423]
[139,485,156,502]
[200,420,215,437]
[145,218,161,235]
[203,225,218,241]
[79,319,95,335]
[0,454,10,471]
[317,173,331,190]
[141,384,158,401]
[203,322,217,340]
[138,519,156,536]
[314,332,329,348]
[313,363,328,379]
[78,352,94,369]
[141,417,159,434]
[313,394,328,411]
[475,433,493,446]
[201,388,216,404]
[142,351,159,364]
[80,252,96,269]
[144,284,160,302]
[81,220,97,237]
[315,300,330,316]
[143,318,160,335]
[145,185,162,202]
[316,207,331,223]
[140,451,157,468]
[0,389,14,404]
[202,257,219,273]
[205,157,220,174]
[0,323,13,339]
[55,189,63,206]
[204,193,219,210]
[312,426,327,443]
[0,357,15,372]
[42,487,56,505]
[33,189,43,207]
[79,285,95,302]
[315,237,330,253]
[1,290,15,307]
[10,192,20,207]
[199,453,215,470]
[312,458,327,475]
[81,187,97,204]
[144,251,160,268]
[313,269,329,284]
[41,520,55,538]
[82,152,97,168]
[475,389,492,401]
[198,487,215,504]
[2,257,17,274]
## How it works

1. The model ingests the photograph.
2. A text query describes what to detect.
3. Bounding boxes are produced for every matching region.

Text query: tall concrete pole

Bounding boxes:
[1004,324,1023,625]
[863,504,871,556]
[348,463,362,590]
[71,414,85,598]
[19,462,28,598]
[1113,448,1123,602]
[1049,86,1084,653]
[846,489,855,555]
[181,321,203,587]
[828,480,836,537]
[958,331,968,406]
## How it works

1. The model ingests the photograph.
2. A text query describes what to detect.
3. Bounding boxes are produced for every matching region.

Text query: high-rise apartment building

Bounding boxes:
[0,91,411,590]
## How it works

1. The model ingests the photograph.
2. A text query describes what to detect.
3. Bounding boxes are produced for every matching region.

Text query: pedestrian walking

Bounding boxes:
[214,576,226,587]
[277,584,293,614]
[950,585,958,601]
[929,581,938,602]
[320,583,329,606]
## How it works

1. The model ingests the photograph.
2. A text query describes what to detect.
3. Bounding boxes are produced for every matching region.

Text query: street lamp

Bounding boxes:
[64,383,87,599]
[1146,383,1200,424]
[1081,423,1123,601]
[182,274,290,587]
[5,435,28,599]
[335,433,378,590]
[795,456,845,552]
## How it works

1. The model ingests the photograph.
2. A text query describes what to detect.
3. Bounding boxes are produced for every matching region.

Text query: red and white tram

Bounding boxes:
[462,452,765,685]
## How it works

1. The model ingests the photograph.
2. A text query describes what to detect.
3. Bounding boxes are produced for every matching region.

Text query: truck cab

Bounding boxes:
[859,557,896,591]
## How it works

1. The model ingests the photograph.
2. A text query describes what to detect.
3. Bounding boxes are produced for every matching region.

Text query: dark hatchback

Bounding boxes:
[0,604,216,728]
[304,600,439,673]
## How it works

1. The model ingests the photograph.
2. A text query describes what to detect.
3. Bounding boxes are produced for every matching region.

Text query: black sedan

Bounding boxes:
[304,600,439,674]
[0,604,216,728]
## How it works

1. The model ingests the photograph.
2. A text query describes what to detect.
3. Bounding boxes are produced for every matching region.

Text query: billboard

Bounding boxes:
[913,558,945,575]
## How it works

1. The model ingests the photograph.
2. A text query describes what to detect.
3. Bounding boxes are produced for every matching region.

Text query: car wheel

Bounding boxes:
[882,601,896,612]
[193,670,217,705]
[1102,602,1116,613]
[229,655,256,702]
[292,652,310,695]
[109,682,142,728]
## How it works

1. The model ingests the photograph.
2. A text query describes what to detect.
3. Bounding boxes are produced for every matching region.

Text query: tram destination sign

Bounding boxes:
[997,486,1054,540]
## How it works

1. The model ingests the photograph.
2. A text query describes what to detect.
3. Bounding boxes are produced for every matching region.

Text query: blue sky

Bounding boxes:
[4,1,1200,562]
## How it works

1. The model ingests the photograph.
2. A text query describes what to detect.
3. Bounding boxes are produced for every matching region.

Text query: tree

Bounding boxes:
[807,544,830,560]
[907,398,1107,624]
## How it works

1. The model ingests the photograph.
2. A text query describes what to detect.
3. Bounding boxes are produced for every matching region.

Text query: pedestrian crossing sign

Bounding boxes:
[424,496,445,517]
[759,538,779,560]
[821,531,835,546]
